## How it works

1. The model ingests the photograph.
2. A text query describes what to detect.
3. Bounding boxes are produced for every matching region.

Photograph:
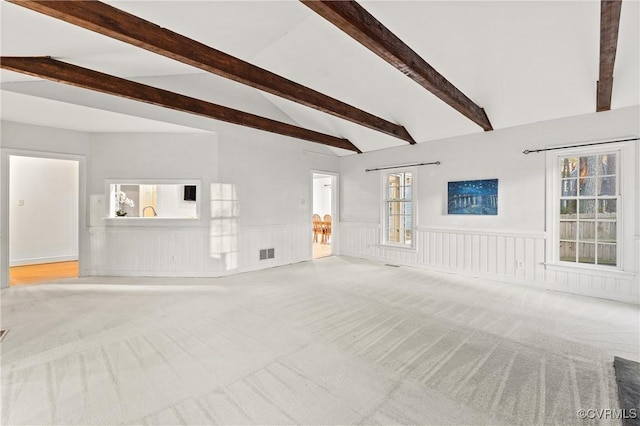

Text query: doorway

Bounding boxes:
[312,172,337,259]
[8,155,79,285]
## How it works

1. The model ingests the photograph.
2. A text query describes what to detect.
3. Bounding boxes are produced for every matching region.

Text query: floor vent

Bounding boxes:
[385,264,400,268]
[259,248,275,260]
[0,329,8,342]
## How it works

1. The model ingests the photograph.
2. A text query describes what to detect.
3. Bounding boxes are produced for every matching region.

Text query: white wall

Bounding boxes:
[9,156,79,265]
[0,121,91,155]
[313,175,332,217]
[216,128,338,227]
[1,120,340,282]
[214,126,339,273]
[339,106,640,304]
[87,132,220,275]
[87,125,339,277]
[4,109,636,304]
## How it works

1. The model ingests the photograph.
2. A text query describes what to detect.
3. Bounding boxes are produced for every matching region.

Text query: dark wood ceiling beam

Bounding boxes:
[597,0,622,112]
[301,1,493,132]
[7,0,415,145]
[1,56,361,152]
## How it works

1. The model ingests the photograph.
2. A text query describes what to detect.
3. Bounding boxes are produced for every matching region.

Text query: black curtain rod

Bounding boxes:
[523,137,639,154]
[365,161,441,172]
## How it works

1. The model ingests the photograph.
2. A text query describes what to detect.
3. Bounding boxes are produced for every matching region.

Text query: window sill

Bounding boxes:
[545,262,634,279]
[104,217,201,227]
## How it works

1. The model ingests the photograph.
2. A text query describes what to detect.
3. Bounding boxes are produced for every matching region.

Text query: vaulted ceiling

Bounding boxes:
[1,1,638,155]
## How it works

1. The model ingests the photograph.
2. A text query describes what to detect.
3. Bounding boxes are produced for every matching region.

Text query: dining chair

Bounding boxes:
[323,214,332,244]
[312,214,323,243]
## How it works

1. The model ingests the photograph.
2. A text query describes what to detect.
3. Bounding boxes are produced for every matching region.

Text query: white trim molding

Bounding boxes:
[10,255,78,267]
[1,148,88,288]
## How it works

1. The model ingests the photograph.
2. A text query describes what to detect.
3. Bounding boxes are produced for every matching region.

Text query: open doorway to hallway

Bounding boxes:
[312,172,336,259]
[8,155,79,286]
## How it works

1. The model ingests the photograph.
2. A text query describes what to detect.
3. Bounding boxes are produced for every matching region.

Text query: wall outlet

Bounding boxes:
[17,199,24,206]
[516,260,525,269]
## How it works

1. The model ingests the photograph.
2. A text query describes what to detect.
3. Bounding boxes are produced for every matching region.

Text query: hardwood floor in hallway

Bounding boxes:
[9,261,78,286]
[313,242,331,259]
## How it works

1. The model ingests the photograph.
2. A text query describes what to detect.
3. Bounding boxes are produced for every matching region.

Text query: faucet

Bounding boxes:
[142,206,157,217]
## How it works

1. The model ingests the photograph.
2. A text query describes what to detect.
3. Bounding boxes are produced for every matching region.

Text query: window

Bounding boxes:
[383,170,414,247]
[558,152,618,266]
[109,182,199,219]
[210,183,239,270]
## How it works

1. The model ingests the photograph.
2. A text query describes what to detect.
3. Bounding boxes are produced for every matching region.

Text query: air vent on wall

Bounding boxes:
[259,248,275,260]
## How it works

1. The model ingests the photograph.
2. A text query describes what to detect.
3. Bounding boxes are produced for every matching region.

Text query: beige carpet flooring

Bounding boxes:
[1,256,638,425]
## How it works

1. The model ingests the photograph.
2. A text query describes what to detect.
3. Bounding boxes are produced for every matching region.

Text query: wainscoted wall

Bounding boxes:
[88,223,311,277]
[88,226,211,276]
[234,224,312,274]
[339,222,637,304]
[84,128,337,279]
[544,264,636,304]
[340,222,545,281]
[338,108,639,305]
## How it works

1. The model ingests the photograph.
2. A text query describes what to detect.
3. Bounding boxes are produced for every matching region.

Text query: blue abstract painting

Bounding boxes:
[447,179,498,215]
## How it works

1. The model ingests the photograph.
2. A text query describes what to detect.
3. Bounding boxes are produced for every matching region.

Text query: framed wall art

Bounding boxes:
[447,179,498,215]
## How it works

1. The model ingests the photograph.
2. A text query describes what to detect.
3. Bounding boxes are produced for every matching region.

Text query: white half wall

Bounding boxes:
[9,156,79,265]
[339,107,640,304]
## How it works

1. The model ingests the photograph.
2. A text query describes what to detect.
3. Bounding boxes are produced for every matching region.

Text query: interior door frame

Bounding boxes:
[0,149,87,288]
[310,170,339,257]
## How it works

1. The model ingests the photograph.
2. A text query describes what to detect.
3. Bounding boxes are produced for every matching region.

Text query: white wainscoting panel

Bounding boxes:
[88,223,311,277]
[544,265,637,304]
[340,222,638,304]
[233,224,311,275]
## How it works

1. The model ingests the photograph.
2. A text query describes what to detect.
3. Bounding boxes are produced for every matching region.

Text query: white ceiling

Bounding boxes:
[1,0,638,155]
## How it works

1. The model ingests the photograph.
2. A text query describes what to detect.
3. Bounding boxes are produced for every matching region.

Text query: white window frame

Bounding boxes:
[381,167,417,249]
[546,144,623,271]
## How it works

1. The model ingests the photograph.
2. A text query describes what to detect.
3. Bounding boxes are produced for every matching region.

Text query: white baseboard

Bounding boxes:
[10,255,78,267]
